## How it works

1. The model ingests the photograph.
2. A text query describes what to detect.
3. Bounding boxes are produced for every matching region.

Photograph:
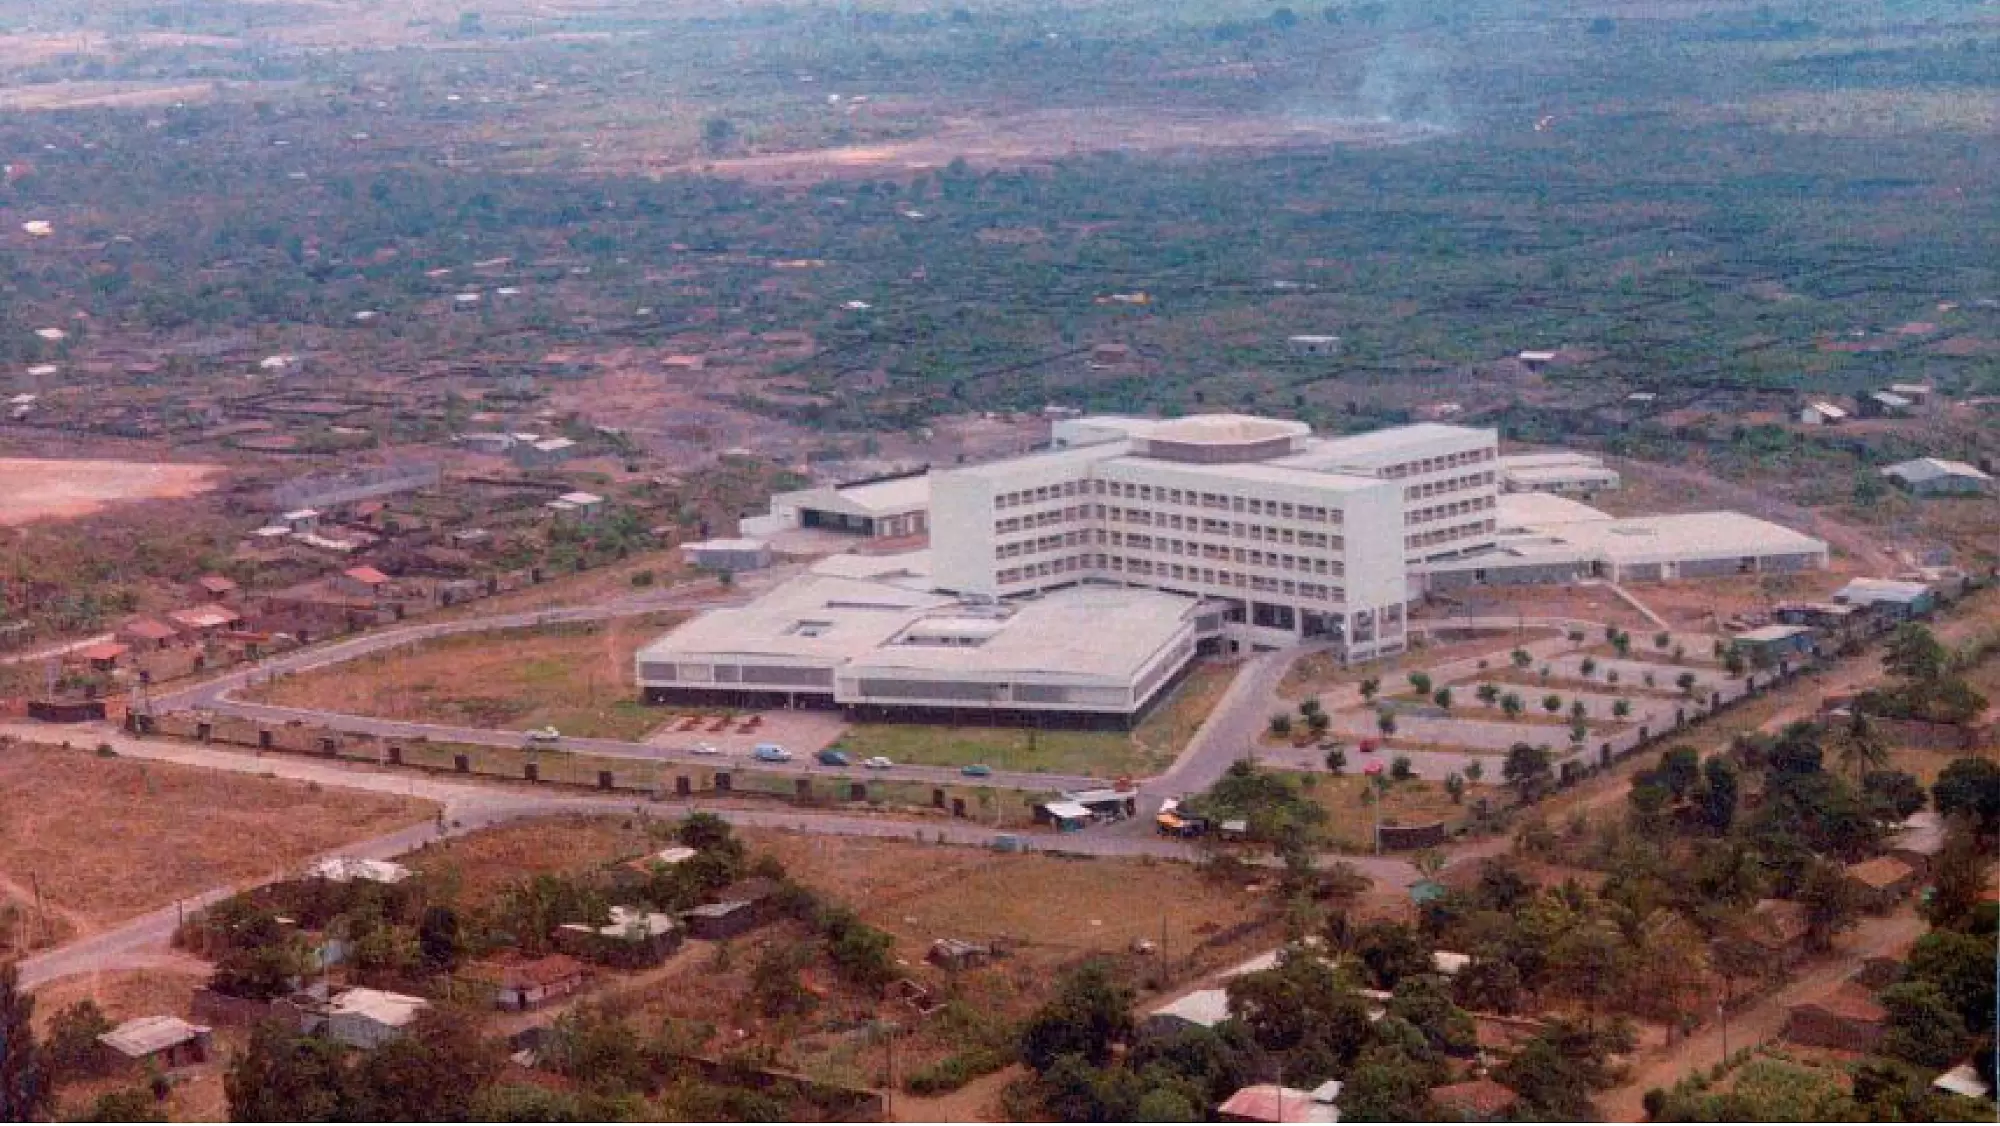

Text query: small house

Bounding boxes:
[1430,951,1472,977]
[1859,390,1914,418]
[1516,350,1559,371]
[682,879,782,941]
[1844,855,1919,913]
[1219,1082,1342,1123]
[1881,458,1993,497]
[1741,899,1811,970]
[1142,988,1231,1038]
[466,954,587,1011]
[281,508,321,533]
[1089,342,1133,368]
[545,491,605,522]
[1783,983,1886,1052]
[335,566,393,599]
[1833,578,1934,621]
[77,641,131,672]
[286,987,427,1049]
[1798,402,1849,427]
[195,575,240,602]
[511,437,578,469]
[117,617,182,651]
[98,1016,212,1071]
[556,905,684,968]
[1287,335,1342,358]
[167,604,244,637]
[1428,1078,1519,1122]
[1932,1064,1991,1103]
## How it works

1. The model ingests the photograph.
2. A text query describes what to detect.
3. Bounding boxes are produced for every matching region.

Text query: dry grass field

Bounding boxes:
[1286,772,1491,853]
[244,615,684,740]
[401,813,659,910]
[0,742,435,939]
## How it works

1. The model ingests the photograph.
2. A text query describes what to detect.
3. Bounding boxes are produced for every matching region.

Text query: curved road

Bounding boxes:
[5,722,1429,989]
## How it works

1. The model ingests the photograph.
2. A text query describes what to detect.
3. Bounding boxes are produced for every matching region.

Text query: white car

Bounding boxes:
[862,756,894,770]
[691,743,722,756]
[524,726,562,746]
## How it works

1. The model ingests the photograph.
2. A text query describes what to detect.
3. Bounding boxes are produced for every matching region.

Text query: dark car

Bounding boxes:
[961,764,993,777]
[816,749,852,767]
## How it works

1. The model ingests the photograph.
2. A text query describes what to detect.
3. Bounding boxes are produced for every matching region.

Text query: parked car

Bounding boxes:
[961,764,993,777]
[862,756,894,770]
[691,743,722,756]
[816,749,851,767]
[524,726,562,746]
[753,744,793,763]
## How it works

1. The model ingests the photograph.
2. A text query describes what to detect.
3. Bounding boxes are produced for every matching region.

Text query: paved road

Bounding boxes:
[5,722,1437,988]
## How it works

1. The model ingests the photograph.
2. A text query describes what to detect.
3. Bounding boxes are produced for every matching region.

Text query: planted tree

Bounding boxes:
[1407,671,1432,697]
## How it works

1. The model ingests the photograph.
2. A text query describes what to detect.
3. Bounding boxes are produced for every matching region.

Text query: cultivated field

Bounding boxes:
[0,741,435,945]
[0,459,221,525]
[243,615,684,740]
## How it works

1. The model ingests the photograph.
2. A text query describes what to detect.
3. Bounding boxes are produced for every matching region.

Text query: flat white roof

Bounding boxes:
[1273,423,1495,471]
[684,538,769,552]
[1498,451,1606,470]
[1137,413,1311,446]
[1735,624,1814,643]
[1884,457,1991,483]
[306,857,412,884]
[808,549,933,582]
[1549,512,1827,565]
[1837,577,1930,602]
[1496,492,1610,529]
[1107,455,1384,493]
[640,574,955,666]
[641,573,1196,687]
[1504,464,1620,486]
[331,988,427,1027]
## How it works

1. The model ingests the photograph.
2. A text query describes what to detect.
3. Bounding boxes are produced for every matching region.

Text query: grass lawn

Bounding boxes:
[1280,771,1489,852]
[244,615,684,740]
[833,660,1241,778]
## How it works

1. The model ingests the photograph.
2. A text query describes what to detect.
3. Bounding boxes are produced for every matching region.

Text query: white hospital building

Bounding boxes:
[637,413,1825,726]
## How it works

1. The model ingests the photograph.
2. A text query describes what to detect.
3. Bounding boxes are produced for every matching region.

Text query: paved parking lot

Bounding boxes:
[642,708,847,758]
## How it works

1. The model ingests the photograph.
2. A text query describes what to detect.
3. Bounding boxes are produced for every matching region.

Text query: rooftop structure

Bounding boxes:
[1498,450,1621,494]
[637,562,1208,725]
[1432,501,1828,587]
[1219,1082,1342,1123]
[762,470,931,539]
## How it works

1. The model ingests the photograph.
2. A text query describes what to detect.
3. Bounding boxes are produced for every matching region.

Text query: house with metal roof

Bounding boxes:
[1882,457,1992,496]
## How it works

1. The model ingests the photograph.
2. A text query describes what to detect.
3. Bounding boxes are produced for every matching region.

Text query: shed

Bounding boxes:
[1833,578,1934,620]
[288,987,427,1049]
[98,1015,212,1070]
[1742,899,1810,969]
[195,575,240,600]
[466,954,587,1011]
[1287,335,1342,358]
[927,938,997,972]
[511,437,578,468]
[167,604,244,635]
[682,538,773,573]
[1038,800,1094,832]
[1798,402,1848,426]
[1142,988,1231,1037]
[77,641,131,671]
[1783,983,1886,1052]
[680,880,783,942]
[1886,810,1946,875]
[1844,855,1918,913]
[1881,458,1993,497]
[1933,1063,1991,1102]
[1430,951,1472,977]
[1731,623,1817,667]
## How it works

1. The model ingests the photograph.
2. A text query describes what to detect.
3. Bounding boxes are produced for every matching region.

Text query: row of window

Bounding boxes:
[994,479,1347,524]
[993,556,1349,602]
[1380,446,1497,480]
[1407,494,1497,527]
[1403,470,1495,501]
[996,509,1347,550]
[1405,518,1497,551]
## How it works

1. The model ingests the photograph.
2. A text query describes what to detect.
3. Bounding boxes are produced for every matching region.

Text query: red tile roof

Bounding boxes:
[343,565,390,585]
[78,642,130,663]
[1846,856,1916,890]
[121,618,179,641]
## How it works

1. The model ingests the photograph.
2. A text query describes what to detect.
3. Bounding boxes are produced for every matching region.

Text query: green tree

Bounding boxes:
[1226,951,1372,1082]
[1444,773,1465,804]
[1697,755,1739,833]
[1324,747,1346,774]
[352,1007,504,1121]
[1828,710,1889,786]
[1464,760,1484,785]
[1884,623,1947,684]
[1305,710,1332,737]
[224,1021,358,1122]
[467,1084,590,1121]
[1905,928,1996,1035]
[1476,683,1500,707]
[0,962,50,1123]
[1375,709,1396,737]
[1359,677,1381,703]
[1431,687,1452,711]
[1503,743,1552,800]
[1407,671,1432,697]
[1924,820,1988,929]
[1796,859,1858,952]
[1542,694,1562,715]
[1861,769,1925,824]
[1340,1045,1437,1121]
[1932,757,2000,839]
[1269,711,1293,737]
[750,943,817,1017]
[1675,671,1698,696]
[1020,962,1134,1073]
[44,998,113,1081]
[1500,692,1524,719]
[419,904,464,973]
[1511,648,1532,669]
[701,116,737,153]
[1611,698,1631,719]
[1881,981,1970,1068]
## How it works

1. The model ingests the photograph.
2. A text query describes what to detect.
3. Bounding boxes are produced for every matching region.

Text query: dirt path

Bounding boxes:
[891,1063,1023,1122]
[0,870,93,938]
[1595,909,1929,1121]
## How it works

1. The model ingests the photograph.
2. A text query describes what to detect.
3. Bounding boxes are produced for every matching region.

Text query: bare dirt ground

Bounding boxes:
[243,615,684,740]
[679,106,1444,183]
[0,742,436,937]
[0,458,221,525]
